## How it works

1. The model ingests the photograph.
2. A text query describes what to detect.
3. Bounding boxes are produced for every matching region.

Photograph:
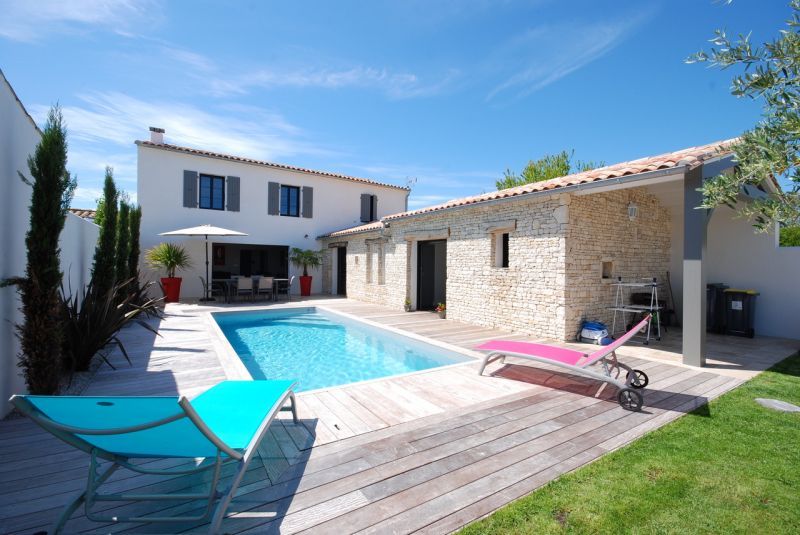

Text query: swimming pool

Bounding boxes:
[212,307,472,392]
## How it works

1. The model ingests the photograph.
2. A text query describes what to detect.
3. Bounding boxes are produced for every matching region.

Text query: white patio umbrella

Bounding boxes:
[159,224,248,301]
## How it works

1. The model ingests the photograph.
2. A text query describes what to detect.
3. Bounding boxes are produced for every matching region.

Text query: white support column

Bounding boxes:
[682,165,708,366]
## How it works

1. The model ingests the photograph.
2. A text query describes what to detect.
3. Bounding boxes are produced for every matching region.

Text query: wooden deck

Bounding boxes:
[0,297,792,534]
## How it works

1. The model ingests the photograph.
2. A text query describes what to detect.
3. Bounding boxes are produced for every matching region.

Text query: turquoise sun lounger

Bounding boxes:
[9,380,298,534]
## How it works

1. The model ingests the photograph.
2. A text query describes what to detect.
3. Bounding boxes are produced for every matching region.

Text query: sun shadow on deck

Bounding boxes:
[488,363,712,416]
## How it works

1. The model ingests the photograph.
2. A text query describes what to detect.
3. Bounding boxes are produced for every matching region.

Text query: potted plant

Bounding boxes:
[289,248,322,297]
[404,298,412,312]
[435,302,446,319]
[146,242,192,303]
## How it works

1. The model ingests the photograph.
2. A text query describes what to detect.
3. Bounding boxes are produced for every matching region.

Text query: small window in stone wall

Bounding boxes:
[377,244,385,285]
[601,260,613,280]
[493,232,510,268]
[366,243,373,284]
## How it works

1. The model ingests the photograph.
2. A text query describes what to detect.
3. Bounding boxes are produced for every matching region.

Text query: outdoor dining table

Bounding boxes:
[212,277,289,302]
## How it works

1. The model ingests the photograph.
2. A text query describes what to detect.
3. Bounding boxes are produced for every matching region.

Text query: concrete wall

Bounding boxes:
[706,205,800,339]
[60,213,100,296]
[0,72,99,416]
[0,72,41,417]
[137,144,409,298]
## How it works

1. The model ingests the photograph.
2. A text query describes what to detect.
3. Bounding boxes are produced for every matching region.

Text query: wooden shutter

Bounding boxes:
[360,193,371,222]
[226,176,240,211]
[302,186,313,218]
[370,195,378,221]
[268,181,280,215]
[183,170,198,208]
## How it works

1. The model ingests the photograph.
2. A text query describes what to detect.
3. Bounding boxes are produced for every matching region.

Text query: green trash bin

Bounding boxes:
[723,289,759,338]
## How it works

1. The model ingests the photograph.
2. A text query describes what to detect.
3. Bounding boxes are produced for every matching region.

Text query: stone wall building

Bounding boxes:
[321,185,670,342]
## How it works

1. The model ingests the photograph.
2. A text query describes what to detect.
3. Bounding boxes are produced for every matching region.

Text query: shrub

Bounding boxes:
[1,106,76,394]
[61,277,162,372]
[779,225,800,247]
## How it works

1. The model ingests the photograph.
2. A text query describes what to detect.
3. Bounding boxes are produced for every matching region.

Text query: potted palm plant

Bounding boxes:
[289,248,322,297]
[146,243,192,303]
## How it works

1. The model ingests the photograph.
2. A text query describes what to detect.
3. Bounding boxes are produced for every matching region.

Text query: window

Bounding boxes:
[199,174,225,210]
[602,260,614,280]
[493,232,510,268]
[280,185,300,217]
[361,194,378,222]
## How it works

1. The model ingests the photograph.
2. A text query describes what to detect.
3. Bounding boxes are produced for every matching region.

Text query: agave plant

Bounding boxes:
[61,277,163,372]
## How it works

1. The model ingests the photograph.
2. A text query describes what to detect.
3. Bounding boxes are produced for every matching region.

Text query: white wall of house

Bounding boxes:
[137,143,408,298]
[0,72,99,416]
[654,181,799,340]
[706,205,800,339]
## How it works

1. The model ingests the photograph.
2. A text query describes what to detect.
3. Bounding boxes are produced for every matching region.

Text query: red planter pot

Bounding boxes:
[299,275,312,297]
[161,277,183,303]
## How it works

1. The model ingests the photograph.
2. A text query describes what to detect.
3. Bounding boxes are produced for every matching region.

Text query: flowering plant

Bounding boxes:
[435,302,446,313]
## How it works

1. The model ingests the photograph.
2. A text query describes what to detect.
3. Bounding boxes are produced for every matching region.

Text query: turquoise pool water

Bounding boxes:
[212,307,471,392]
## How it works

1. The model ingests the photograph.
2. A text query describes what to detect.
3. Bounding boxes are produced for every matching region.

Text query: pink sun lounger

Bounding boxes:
[476,315,651,410]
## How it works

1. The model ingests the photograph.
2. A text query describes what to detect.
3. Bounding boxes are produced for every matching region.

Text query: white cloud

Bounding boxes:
[0,0,162,42]
[30,92,331,162]
[208,66,460,100]
[487,9,654,100]
[71,186,104,208]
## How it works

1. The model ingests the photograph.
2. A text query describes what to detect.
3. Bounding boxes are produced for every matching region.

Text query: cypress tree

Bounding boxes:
[127,205,142,294]
[92,168,118,299]
[115,201,130,284]
[5,106,76,393]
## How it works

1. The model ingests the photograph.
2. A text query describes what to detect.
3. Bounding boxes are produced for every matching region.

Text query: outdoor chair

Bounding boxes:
[199,276,228,303]
[275,275,295,301]
[235,276,254,301]
[256,276,274,301]
[9,380,298,534]
[477,315,651,411]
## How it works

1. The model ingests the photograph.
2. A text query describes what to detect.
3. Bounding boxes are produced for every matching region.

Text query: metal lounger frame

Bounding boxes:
[478,347,637,391]
[10,390,298,534]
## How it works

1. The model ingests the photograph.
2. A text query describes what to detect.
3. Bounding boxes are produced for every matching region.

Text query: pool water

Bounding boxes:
[212,307,471,392]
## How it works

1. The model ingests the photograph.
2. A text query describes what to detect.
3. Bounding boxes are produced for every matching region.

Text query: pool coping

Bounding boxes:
[203,303,485,396]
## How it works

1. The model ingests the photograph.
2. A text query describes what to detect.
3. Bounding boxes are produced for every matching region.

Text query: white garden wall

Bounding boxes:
[0,72,99,417]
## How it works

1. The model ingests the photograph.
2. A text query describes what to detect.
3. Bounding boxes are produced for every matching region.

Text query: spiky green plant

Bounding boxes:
[146,243,192,278]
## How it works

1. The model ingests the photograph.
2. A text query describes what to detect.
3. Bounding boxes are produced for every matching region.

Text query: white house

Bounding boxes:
[136,128,409,298]
[0,70,98,416]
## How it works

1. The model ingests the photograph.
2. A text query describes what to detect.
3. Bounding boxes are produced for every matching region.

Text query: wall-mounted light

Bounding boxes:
[627,202,639,221]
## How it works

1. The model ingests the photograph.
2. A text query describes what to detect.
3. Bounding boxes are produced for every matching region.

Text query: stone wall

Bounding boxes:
[565,187,671,335]
[321,187,671,341]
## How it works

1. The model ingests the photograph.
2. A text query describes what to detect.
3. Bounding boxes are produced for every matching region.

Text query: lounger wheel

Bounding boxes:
[626,369,649,389]
[617,388,643,411]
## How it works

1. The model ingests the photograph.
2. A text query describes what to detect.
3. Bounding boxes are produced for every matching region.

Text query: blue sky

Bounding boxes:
[0,0,791,209]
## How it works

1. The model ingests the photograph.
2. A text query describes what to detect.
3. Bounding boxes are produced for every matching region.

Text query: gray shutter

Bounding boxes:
[226,176,240,211]
[302,186,313,218]
[183,170,198,208]
[371,195,378,221]
[268,181,280,215]
[360,193,371,222]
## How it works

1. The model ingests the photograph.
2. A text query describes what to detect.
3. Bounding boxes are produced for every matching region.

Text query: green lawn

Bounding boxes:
[460,353,800,534]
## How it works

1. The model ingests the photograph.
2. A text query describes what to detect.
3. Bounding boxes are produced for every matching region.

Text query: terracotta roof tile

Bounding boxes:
[69,208,97,220]
[320,221,385,238]
[382,139,736,221]
[135,141,409,191]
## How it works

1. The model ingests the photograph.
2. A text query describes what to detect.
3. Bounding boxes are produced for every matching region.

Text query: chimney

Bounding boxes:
[149,126,165,144]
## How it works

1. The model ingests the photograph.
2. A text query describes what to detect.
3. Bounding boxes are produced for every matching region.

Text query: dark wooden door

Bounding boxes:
[336,246,347,296]
[417,240,446,310]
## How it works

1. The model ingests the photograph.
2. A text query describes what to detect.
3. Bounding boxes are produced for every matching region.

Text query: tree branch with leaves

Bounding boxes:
[687,0,800,230]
